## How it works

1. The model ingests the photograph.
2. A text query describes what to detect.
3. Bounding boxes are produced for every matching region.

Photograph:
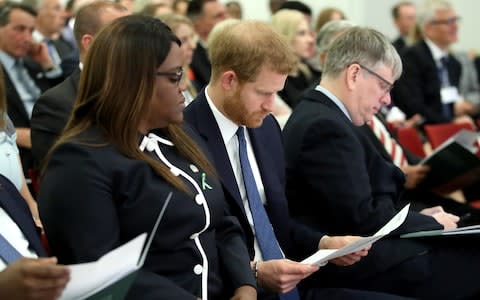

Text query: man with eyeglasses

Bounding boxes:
[283,26,480,299]
[393,0,476,125]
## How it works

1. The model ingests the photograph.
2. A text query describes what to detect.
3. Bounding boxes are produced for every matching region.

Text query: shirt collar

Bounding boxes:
[424,38,449,65]
[0,51,17,71]
[315,85,352,121]
[205,86,240,145]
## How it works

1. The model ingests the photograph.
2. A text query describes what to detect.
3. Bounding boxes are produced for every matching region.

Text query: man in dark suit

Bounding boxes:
[392,0,475,125]
[186,0,227,90]
[391,1,416,53]
[26,0,75,65]
[31,1,129,165]
[185,20,410,300]
[283,25,480,299]
[0,174,69,299]
[0,2,64,175]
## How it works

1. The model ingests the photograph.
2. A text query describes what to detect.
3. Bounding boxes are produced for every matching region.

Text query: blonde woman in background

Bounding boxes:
[159,13,199,105]
[272,9,318,109]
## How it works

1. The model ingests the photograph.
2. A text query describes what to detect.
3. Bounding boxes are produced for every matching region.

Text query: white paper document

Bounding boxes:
[59,233,147,300]
[301,204,410,266]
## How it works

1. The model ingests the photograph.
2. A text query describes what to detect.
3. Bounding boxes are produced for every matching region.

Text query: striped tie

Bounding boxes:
[368,115,407,168]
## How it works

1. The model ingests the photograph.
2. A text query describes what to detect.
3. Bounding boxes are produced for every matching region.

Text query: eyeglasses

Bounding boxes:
[357,63,394,94]
[430,16,460,26]
[156,68,184,86]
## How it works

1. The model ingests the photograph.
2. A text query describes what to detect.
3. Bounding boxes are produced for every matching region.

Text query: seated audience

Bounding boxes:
[185,19,412,300]
[0,2,64,177]
[283,25,480,299]
[0,66,69,300]
[38,15,256,299]
[392,0,475,125]
[31,0,129,166]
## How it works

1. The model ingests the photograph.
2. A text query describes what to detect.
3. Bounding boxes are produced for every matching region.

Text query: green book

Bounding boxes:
[400,224,480,238]
[419,129,480,194]
[59,192,172,300]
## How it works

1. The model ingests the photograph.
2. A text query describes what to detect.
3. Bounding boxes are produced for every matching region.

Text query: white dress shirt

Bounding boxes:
[205,86,267,261]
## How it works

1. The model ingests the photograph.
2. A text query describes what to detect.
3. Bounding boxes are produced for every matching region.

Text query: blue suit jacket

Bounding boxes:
[0,174,46,258]
[184,90,325,260]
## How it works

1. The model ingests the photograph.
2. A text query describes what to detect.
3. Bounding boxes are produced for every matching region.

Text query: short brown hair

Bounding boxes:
[208,20,297,83]
[73,0,128,46]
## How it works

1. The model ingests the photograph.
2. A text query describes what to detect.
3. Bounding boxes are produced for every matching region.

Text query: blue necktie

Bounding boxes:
[438,56,453,120]
[236,127,300,300]
[45,40,62,66]
[0,232,22,264]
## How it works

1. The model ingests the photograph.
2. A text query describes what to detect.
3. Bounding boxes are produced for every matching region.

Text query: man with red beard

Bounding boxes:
[184,20,409,300]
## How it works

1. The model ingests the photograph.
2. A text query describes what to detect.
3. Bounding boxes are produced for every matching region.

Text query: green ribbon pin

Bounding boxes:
[201,173,212,190]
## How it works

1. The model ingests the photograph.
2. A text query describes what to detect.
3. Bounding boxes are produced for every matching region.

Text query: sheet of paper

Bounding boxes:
[401,224,480,238]
[60,233,147,300]
[301,204,410,266]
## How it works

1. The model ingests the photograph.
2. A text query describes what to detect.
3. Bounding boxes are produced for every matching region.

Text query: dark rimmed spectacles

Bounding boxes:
[156,68,184,86]
[430,16,460,26]
[357,63,394,94]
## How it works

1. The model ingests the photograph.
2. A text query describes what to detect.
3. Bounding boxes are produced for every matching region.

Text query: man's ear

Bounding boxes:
[220,70,238,91]
[81,34,94,52]
[346,63,361,91]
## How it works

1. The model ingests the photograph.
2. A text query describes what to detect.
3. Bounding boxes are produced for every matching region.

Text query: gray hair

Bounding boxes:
[316,20,355,54]
[417,0,453,29]
[323,26,402,80]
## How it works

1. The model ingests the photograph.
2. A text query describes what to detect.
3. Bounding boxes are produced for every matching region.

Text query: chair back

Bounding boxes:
[424,123,475,149]
[396,127,426,158]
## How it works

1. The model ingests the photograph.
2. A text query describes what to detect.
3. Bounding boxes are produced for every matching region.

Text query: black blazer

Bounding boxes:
[184,90,325,261]
[0,174,46,258]
[392,36,407,54]
[190,43,211,91]
[282,89,449,286]
[392,39,462,124]
[2,59,64,173]
[283,90,480,299]
[283,89,442,236]
[38,126,254,299]
[31,68,80,164]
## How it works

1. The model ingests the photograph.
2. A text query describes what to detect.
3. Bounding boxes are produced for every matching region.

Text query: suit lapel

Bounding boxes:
[247,125,280,212]
[0,176,46,256]
[193,93,244,209]
[2,65,30,123]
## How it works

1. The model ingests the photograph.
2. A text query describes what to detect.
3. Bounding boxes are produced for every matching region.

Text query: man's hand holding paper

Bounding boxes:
[319,236,371,266]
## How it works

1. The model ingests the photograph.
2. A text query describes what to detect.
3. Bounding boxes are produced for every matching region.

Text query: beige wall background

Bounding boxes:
[225,0,480,52]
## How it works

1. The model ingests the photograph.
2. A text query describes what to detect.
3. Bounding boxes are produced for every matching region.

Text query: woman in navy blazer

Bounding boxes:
[38,15,255,300]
